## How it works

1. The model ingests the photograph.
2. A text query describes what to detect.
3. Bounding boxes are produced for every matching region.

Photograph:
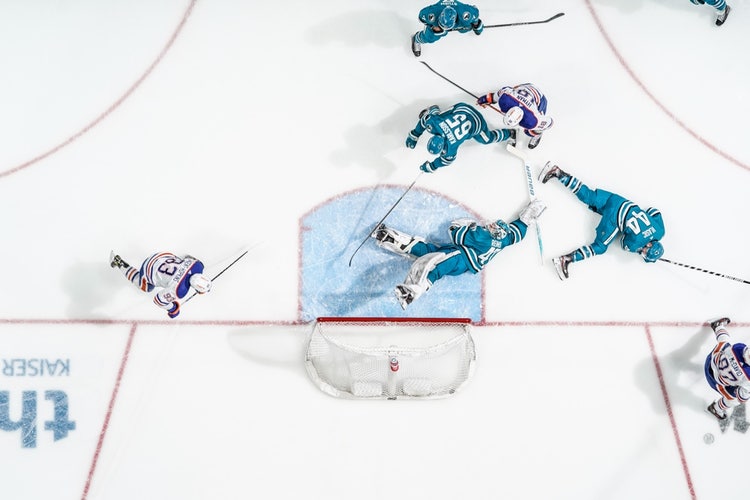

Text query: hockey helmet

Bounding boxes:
[486,219,510,239]
[427,135,445,155]
[438,6,457,30]
[503,106,524,127]
[641,240,664,263]
[189,273,212,294]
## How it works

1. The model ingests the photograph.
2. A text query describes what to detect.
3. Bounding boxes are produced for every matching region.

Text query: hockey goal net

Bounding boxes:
[305,317,476,399]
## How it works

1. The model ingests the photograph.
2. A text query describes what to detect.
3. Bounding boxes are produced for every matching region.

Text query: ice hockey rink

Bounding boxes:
[1,0,749,498]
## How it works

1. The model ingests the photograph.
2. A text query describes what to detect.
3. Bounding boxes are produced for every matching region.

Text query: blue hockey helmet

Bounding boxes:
[487,219,510,239]
[641,240,664,263]
[427,135,444,155]
[438,6,457,30]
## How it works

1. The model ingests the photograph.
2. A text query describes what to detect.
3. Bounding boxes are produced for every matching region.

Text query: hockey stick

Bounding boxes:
[419,62,504,117]
[484,12,565,29]
[506,144,544,264]
[348,172,423,267]
[659,258,750,285]
[183,249,250,304]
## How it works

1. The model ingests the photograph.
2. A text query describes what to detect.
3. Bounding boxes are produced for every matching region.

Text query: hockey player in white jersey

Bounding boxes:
[476,83,553,149]
[704,317,750,420]
[110,251,212,318]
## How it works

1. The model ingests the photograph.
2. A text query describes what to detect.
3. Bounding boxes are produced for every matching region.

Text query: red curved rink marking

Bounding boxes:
[81,322,137,500]
[0,0,197,179]
[584,0,749,172]
[1,317,716,499]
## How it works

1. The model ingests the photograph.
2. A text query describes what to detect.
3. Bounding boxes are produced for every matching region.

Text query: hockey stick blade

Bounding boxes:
[506,143,528,161]
[506,144,544,263]
[506,144,536,199]
[348,173,423,267]
[659,258,750,285]
[485,12,565,29]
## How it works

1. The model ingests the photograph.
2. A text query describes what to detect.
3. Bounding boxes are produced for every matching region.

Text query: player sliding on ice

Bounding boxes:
[110,251,212,318]
[411,0,483,57]
[538,162,665,280]
[476,83,553,149]
[406,103,515,174]
[371,200,546,309]
[704,317,750,420]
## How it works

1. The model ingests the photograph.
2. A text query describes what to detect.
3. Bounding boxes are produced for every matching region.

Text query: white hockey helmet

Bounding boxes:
[486,219,510,239]
[189,273,212,294]
[503,106,524,127]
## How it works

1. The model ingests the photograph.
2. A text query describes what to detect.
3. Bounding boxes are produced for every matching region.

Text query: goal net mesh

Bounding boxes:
[305,317,476,399]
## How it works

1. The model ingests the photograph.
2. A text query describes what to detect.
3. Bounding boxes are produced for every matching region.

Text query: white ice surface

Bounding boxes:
[0,1,749,499]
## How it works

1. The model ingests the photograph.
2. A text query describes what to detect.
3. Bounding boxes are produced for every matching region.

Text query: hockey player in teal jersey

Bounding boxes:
[689,0,731,26]
[411,0,483,57]
[109,251,212,318]
[704,317,750,420]
[539,162,665,280]
[406,103,515,174]
[371,200,545,309]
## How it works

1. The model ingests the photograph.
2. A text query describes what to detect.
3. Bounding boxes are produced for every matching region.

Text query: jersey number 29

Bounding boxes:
[444,115,472,140]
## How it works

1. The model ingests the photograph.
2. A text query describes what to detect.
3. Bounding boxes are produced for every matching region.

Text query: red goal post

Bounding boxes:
[305,317,476,400]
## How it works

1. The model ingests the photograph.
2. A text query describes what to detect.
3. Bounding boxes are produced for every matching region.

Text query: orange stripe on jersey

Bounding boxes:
[713,342,727,355]
[523,85,541,104]
[718,385,735,401]
[153,295,170,307]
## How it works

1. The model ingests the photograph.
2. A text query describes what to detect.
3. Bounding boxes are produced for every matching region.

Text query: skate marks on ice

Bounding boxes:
[300,186,483,320]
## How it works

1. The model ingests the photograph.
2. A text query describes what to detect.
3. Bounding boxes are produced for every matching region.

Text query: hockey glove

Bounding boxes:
[476,93,494,107]
[405,133,418,149]
[167,302,180,319]
[472,20,484,35]
[420,161,437,173]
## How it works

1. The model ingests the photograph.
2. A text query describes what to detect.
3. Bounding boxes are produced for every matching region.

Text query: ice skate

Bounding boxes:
[710,317,731,331]
[552,254,572,280]
[372,224,393,244]
[538,161,566,184]
[394,285,415,310]
[372,225,420,254]
[411,34,421,57]
[109,251,129,269]
[716,5,730,26]
[706,402,727,421]
[527,134,542,149]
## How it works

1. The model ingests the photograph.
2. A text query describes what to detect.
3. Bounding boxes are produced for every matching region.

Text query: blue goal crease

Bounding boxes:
[300,187,484,322]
